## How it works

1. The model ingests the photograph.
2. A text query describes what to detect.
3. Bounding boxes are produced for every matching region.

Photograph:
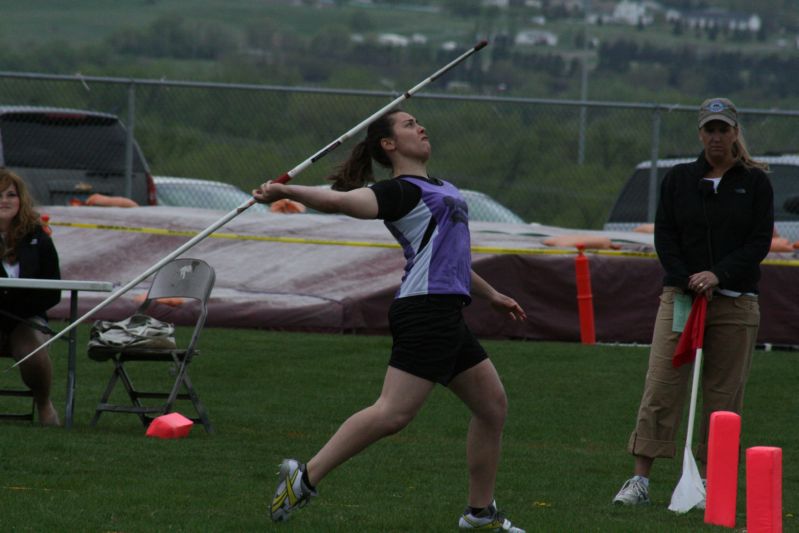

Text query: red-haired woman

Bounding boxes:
[0,168,61,426]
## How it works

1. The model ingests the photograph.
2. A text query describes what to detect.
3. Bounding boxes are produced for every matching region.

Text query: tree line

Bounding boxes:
[3,11,798,107]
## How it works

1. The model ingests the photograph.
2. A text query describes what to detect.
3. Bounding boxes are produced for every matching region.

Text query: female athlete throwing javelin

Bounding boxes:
[254,109,526,532]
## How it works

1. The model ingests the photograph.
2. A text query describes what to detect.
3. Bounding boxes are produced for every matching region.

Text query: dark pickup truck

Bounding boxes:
[0,105,156,206]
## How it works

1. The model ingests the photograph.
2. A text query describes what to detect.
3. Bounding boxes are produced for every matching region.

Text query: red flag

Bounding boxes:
[672,294,708,368]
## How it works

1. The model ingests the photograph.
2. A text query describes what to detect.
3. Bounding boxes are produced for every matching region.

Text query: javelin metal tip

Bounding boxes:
[475,40,489,50]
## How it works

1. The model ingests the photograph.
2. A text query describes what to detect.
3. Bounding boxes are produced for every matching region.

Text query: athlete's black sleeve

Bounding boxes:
[370,179,421,221]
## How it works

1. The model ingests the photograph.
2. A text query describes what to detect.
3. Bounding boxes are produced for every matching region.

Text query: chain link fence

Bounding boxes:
[2,71,798,230]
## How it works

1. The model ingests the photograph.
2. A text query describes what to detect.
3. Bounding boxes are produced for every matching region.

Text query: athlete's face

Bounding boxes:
[382,112,431,163]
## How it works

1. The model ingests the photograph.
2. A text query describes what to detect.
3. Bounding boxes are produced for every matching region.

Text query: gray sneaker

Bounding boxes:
[269,458,317,522]
[613,477,650,506]
[458,501,525,532]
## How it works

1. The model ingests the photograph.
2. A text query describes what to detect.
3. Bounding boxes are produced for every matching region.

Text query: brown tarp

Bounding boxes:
[41,205,799,345]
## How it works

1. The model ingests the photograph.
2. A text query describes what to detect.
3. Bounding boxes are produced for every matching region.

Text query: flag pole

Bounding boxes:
[669,295,708,513]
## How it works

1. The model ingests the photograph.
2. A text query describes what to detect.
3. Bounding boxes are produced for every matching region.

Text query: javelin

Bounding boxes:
[9,39,489,371]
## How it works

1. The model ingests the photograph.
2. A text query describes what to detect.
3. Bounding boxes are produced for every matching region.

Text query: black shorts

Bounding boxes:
[388,294,488,386]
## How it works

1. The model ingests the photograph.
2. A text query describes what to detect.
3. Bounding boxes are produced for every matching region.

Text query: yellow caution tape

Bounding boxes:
[49,220,799,265]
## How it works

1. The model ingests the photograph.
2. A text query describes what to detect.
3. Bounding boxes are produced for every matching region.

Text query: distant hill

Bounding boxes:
[1,0,798,107]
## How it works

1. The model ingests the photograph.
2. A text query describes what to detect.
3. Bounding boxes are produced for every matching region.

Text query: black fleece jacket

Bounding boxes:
[1,226,61,329]
[655,152,774,293]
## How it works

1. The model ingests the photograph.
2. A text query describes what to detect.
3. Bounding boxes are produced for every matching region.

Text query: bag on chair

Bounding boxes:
[88,314,177,351]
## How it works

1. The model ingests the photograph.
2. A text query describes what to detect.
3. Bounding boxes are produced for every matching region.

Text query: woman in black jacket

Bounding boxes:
[613,98,774,507]
[0,168,61,426]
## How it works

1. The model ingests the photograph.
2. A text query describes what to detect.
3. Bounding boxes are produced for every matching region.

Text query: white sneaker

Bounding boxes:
[269,458,317,522]
[613,477,650,506]
[458,501,525,532]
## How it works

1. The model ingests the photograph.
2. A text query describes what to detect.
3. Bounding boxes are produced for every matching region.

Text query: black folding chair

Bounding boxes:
[0,353,35,422]
[88,258,215,433]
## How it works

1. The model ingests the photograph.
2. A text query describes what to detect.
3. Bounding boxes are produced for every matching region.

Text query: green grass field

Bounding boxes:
[0,325,795,532]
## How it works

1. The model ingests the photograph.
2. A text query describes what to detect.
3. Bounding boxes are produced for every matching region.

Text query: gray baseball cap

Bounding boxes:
[698,98,738,128]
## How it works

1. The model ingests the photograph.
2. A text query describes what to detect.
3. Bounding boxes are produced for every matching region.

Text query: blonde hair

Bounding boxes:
[0,168,42,262]
[733,126,769,171]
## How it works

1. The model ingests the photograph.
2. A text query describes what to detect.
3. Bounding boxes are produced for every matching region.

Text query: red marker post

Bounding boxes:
[747,447,783,533]
[575,244,596,345]
[704,411,741,528]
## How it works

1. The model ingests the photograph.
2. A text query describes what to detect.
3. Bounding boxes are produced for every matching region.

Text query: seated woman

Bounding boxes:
[0,169,61,426]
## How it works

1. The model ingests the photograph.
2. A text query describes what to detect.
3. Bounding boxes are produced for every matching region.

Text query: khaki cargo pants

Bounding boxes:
[627,287,759,463]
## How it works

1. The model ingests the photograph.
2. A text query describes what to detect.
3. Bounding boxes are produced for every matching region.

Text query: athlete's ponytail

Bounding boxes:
[327,108,401,191]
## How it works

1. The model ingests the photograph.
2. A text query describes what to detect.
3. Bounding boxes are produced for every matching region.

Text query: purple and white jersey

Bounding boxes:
[384,176,471,299]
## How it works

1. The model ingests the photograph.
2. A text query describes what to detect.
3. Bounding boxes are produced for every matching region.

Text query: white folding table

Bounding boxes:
[0,278,114,428]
